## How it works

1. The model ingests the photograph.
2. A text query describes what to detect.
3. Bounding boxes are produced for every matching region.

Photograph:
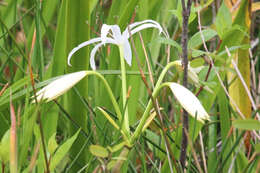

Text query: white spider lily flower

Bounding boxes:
[68,20,166,70]
[169,83,210,123]
[33,71,87,102]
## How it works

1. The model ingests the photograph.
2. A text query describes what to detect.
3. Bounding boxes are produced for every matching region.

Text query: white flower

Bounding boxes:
[33,71,87,102]
[68,20,165,70]
[169,82,210,123]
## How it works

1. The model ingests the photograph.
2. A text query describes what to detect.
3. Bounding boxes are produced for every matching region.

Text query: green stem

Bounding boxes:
[119,46,130,133]
[85,71,130,139]
[130,61,178,144]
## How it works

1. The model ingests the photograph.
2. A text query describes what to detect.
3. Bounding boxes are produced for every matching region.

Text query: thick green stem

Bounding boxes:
[119,46,130,133]
[130,61,178,144]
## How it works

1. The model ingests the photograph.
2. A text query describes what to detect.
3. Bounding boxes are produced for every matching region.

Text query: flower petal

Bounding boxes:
[101,24,112,43]
[67,38,101,66]
[90,38,119,70]
[110,25,123,43]
[90,43,103,70]
[128,24,163,38]
[169,82,210,123]
[127,19,162,31]
[123,20,165,38]
[34,71,87,102]
[101,24,122,44]
[122,40,132,66]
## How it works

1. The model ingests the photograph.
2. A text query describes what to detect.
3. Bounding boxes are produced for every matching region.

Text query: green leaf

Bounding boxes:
[0,76,31,101]
[156,36,182,53]
[188,29,217,49]
[89,145,109,158]
[191,49,206,57]
[107,142,126,153]
[0,129,10,164]
[50,130,80,171]
[233,119,260,130]
[215,2,232,39]
[107,160,117,170]
[48,133,58,155]
[255,144,260,153]
[190,58,205,67]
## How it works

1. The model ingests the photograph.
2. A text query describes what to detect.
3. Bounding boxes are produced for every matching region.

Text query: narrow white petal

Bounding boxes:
[35,71,87,102]
[127,24,163,38]
[101,24,112,43]
[101,24,123,44]
[123,20,165,38]
[90,39,118,70]
[169,83,210,123]
[67,38,101,66]
[127,19,162,31]
[122,40,132,66]
[90,43,104,70]
[101,24,114,43]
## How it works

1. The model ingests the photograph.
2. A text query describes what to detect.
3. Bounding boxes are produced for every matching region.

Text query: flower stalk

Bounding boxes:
[119,46,130,133]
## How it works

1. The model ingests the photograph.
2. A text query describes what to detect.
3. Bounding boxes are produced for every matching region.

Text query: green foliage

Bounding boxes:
[215,2,232,39]
[89,145,109,158]
[50,129,80,171]
[0,129,10,164]
[233,119,260,130]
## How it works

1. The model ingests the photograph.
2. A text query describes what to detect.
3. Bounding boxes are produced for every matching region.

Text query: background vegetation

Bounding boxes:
[0,0,260,172]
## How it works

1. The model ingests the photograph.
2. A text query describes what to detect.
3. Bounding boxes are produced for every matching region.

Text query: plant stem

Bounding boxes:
[180,0,192,169]
[119,46,130,133]
[130,62,179,144]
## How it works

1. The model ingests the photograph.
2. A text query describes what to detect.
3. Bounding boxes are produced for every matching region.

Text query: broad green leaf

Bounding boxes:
[217,44,250,57]
[255,144,260,153]
[65,1,93,170]
[0,129,10,163]
[89,145,109,158]
[215,2,232,39]
[236,151,249,171]
[48,133,58,155]
[190,58,205,67]
[108,142,126,153]
[19,106,38,167]
[188,29,217,49]
[191,49,206,57]
[228,0,251,121]
[118,0,139,28]
[233,119,260,130]
[156,36,182,53]
[107,160,117,170]
[0,76,32,101]
[50,130,80,171]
